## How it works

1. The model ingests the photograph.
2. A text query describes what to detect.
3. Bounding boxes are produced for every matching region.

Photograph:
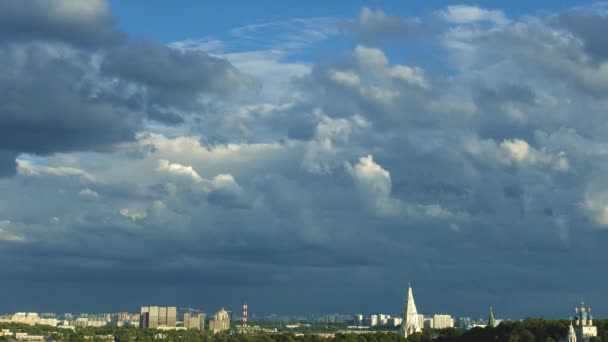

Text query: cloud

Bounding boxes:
[17,160,95,181]
[0,219,26,242]
[0,0,246,175]
[156,159,249,208]
[439,5,509,26]
[0,0,121,46]
[346,7,427,41]
[157,159,203,183]
[79,188,100,200]
[0,42,142,172]
[556,7,608,62]
[5,2,608,316]
[102,41,241,96]
[346,154,400,215]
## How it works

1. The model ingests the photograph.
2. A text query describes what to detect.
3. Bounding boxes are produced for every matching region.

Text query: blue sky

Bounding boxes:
[110,0,585,43]
[1,0,608,319]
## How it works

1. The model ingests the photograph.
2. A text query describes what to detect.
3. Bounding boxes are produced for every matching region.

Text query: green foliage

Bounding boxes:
[0,319,606,342]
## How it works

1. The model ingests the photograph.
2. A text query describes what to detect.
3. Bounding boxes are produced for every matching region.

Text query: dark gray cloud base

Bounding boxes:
[0,0,241,175]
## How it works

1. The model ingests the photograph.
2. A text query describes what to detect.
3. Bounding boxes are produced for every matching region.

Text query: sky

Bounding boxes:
[1,0,608,319]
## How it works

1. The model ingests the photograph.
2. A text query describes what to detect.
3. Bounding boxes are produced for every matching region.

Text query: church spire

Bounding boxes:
[568,321,577,342]
[488,306,495,328]
[399,283,421,337]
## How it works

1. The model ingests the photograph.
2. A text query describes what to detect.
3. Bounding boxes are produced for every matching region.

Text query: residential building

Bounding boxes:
[140,306,177,328]
[369,314,378,327]
[432,315,454,329]
[209,309,230,333]
[184,313,205,331]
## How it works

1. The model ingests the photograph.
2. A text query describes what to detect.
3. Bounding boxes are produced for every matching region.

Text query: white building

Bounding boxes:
[391,317,402,327]
[369,314,378,327]
[208,309,230,334]
[569,302,598,342]
[378,314,390,326]
[399,284,422,337]
[38,318,58,327]
[417,314,425,330]
[432,315,454,329]
[11,313,39,326]
[15,333,44,341]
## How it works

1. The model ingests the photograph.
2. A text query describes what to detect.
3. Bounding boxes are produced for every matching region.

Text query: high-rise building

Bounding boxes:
[184,313,205,331]
[167,307,177,327]
[432,315,454,329]
[149,307,159,328]
[369,314,378,327]
[140,306,176,328]
[378,314,390,326]
[209,309,230,334]
[139,312,149,329]
[158,307,167,326]
[399,283,422,337]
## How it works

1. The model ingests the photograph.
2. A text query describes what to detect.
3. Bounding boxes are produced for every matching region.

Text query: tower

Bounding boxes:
[487,306,495,328]
[243,301,248,327]
[568,321,577,342]
[399,283,422,337]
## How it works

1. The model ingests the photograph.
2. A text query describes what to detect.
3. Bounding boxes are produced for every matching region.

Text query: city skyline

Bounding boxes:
[1,0,608,318]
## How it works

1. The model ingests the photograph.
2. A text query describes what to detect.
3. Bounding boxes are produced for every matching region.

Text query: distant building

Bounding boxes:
[139,312,149,329]
[569,302,597,342]
[369,314,378,327]
[488,307,495,328]
[355,314,363,326]
[391,317,402,327]
[208,309,230,334]
[378,314,390,326]
[432,315,454,329]
[184,313,205,331]
[417,314,425,330]
[456,317,472,329]
[568,322,577,342]
[15,333,44,341]
[399,283,422,337]
[158,307,167,326]
[167,307,177,327]
[11,313,39,326]
[140,307,177,328]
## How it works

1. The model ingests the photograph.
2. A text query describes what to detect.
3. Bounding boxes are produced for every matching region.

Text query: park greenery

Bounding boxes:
[2,319,608,342]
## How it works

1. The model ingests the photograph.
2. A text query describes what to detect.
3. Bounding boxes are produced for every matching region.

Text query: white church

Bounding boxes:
[399,283,421,337]
[566,302,597,342]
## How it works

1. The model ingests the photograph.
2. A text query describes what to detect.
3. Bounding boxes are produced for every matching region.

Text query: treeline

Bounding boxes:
[2,319,608,342]
[431,318,608,342]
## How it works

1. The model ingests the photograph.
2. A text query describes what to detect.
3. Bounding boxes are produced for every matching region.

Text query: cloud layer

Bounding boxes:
[1,1,608,317]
